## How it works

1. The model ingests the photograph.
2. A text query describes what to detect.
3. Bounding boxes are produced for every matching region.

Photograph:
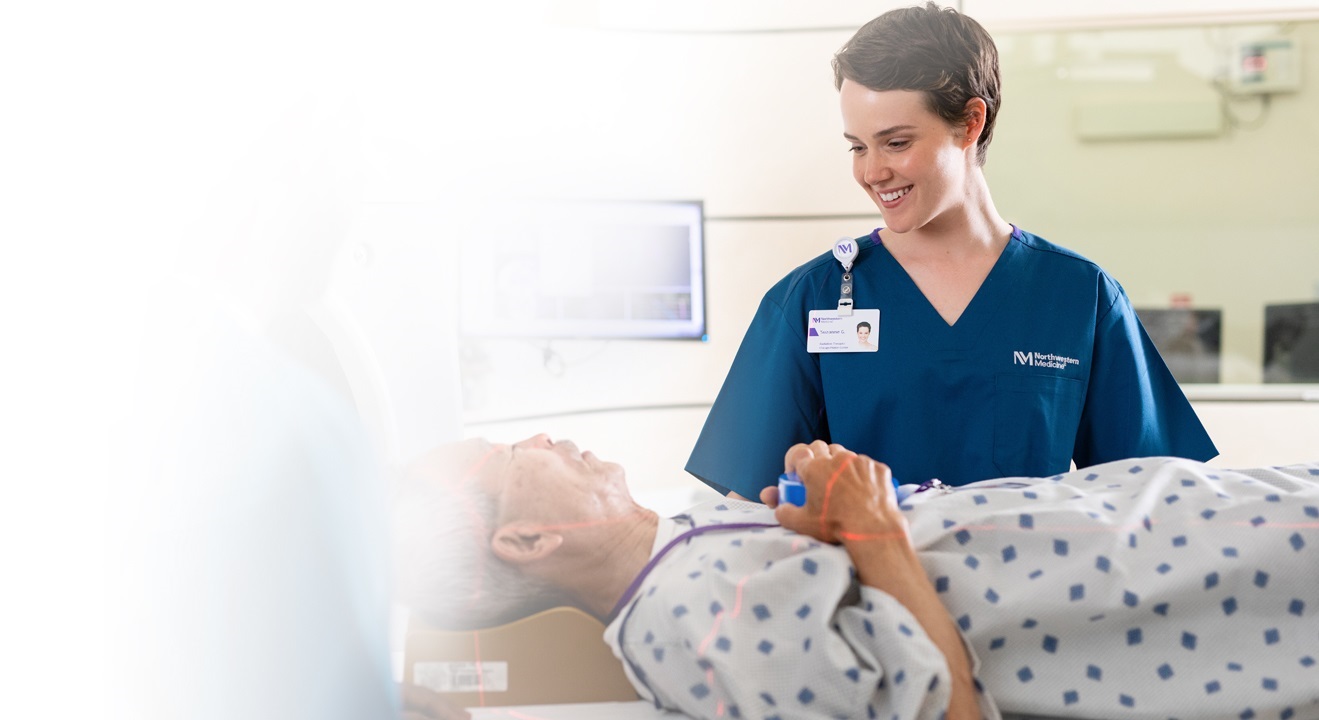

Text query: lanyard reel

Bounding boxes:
[807,236,877,354]
[832,237,858,316]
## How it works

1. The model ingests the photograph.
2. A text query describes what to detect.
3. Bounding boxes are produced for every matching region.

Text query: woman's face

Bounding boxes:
[840,81,974,235]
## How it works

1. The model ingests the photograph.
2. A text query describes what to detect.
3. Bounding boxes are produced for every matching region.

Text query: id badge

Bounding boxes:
[807,309,879,353]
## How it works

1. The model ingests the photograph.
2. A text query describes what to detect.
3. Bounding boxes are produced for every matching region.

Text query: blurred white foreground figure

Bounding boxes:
[395,435,1319,720]
[117,281,468,720]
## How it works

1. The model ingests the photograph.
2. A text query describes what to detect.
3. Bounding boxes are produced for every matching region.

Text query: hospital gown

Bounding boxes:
[604,457,1319,720]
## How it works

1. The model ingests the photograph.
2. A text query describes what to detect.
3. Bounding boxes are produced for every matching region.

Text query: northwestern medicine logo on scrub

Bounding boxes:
[1013,351,1080,370]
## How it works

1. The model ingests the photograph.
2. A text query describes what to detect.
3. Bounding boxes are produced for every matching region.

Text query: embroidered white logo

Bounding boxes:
[1013,351,1080,370]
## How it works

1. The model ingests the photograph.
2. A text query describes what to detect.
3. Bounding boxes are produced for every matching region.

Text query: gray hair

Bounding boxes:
[390,448,569,630]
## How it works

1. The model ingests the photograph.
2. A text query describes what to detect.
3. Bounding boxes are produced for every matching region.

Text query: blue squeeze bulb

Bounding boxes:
[777,472,807,506]
[778,470,903,507]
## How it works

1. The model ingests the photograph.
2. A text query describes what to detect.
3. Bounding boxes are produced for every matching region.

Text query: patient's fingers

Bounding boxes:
[784,440,836,474]
[774,500,833,544]
[759,484,780,508]
[782,443,815,473]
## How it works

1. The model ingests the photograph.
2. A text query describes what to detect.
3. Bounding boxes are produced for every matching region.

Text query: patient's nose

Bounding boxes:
[513,433,553,449]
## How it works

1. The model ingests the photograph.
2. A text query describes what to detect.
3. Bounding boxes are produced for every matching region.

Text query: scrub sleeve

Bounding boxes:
[1073,274,1219,466]
[685,275,827,497]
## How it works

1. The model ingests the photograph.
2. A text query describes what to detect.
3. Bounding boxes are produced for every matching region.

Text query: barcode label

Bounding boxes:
[413,661,509,693]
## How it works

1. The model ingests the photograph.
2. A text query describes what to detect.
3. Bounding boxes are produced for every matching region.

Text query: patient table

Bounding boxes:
[469,701,672,719]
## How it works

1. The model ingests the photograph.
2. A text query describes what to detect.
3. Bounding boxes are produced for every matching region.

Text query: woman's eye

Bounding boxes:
[887,140,909,150]
[849,145,864,154]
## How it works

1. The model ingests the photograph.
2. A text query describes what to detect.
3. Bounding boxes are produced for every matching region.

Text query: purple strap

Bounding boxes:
[607,520,779,621]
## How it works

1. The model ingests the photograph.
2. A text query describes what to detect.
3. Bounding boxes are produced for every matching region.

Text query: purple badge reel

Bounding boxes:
[776,471,903,506]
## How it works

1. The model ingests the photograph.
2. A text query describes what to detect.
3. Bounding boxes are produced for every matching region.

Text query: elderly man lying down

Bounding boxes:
[393,435,1319,720]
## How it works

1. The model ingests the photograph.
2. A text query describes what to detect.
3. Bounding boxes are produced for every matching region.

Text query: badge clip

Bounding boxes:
[833,237,858,316]
[837,272,853,316]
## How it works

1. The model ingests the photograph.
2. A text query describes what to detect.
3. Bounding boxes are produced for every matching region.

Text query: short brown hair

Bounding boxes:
[832,2,1001,166]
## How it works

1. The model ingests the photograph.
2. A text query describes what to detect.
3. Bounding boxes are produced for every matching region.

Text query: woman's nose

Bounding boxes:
[861,153,890,186]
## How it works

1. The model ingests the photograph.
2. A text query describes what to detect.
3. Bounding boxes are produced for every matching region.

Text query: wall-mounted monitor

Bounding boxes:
[1264,301,1319,383]
[459,200,707,341]
[1134,307,1222,384]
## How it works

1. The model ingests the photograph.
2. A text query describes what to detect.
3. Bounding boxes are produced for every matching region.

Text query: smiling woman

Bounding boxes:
[686,1,1217,501]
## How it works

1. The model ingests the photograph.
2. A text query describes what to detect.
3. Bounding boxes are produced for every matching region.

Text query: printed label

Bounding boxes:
[807,309,880,353]
[413,661,509,693]
[1012,350,1080,370]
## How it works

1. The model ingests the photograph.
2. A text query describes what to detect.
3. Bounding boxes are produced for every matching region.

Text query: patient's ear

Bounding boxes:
[491,524,564,564]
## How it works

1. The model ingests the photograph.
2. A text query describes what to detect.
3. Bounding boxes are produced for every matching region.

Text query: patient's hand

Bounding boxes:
[776,442,976,720]
[774,440,907,547]
[400,682,471,720]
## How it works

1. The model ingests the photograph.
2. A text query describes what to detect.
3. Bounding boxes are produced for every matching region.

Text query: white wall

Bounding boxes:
[1193,401,1319,466]
[593,0,1319,32]
[988,21,1319,381]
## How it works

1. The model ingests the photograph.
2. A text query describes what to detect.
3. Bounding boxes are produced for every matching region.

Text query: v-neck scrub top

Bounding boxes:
[686,227,1217,496]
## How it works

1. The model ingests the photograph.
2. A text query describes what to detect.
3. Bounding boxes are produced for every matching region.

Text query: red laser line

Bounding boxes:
[697,611,725,656]
[954,522,1148,533]
[948,519,1319,534]
[819,454,857,538]
[837,530,907,542]
[450,447,498,489]
[730,575,751,619]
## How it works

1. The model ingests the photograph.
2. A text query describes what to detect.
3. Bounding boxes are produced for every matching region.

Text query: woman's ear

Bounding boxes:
[491,524,565,564]
[962,97,988,148]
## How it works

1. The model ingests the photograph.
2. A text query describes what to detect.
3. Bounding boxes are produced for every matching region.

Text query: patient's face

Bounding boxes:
[474,434,630,527]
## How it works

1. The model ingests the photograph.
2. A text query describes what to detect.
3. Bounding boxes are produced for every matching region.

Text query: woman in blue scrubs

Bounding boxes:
[687,2,1217,499]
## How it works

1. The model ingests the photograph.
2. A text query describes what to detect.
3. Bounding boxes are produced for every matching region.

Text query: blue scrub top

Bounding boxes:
[686,227,1217,497]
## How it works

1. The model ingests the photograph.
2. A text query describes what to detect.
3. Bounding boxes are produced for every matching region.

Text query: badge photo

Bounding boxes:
[807,309,879,353]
